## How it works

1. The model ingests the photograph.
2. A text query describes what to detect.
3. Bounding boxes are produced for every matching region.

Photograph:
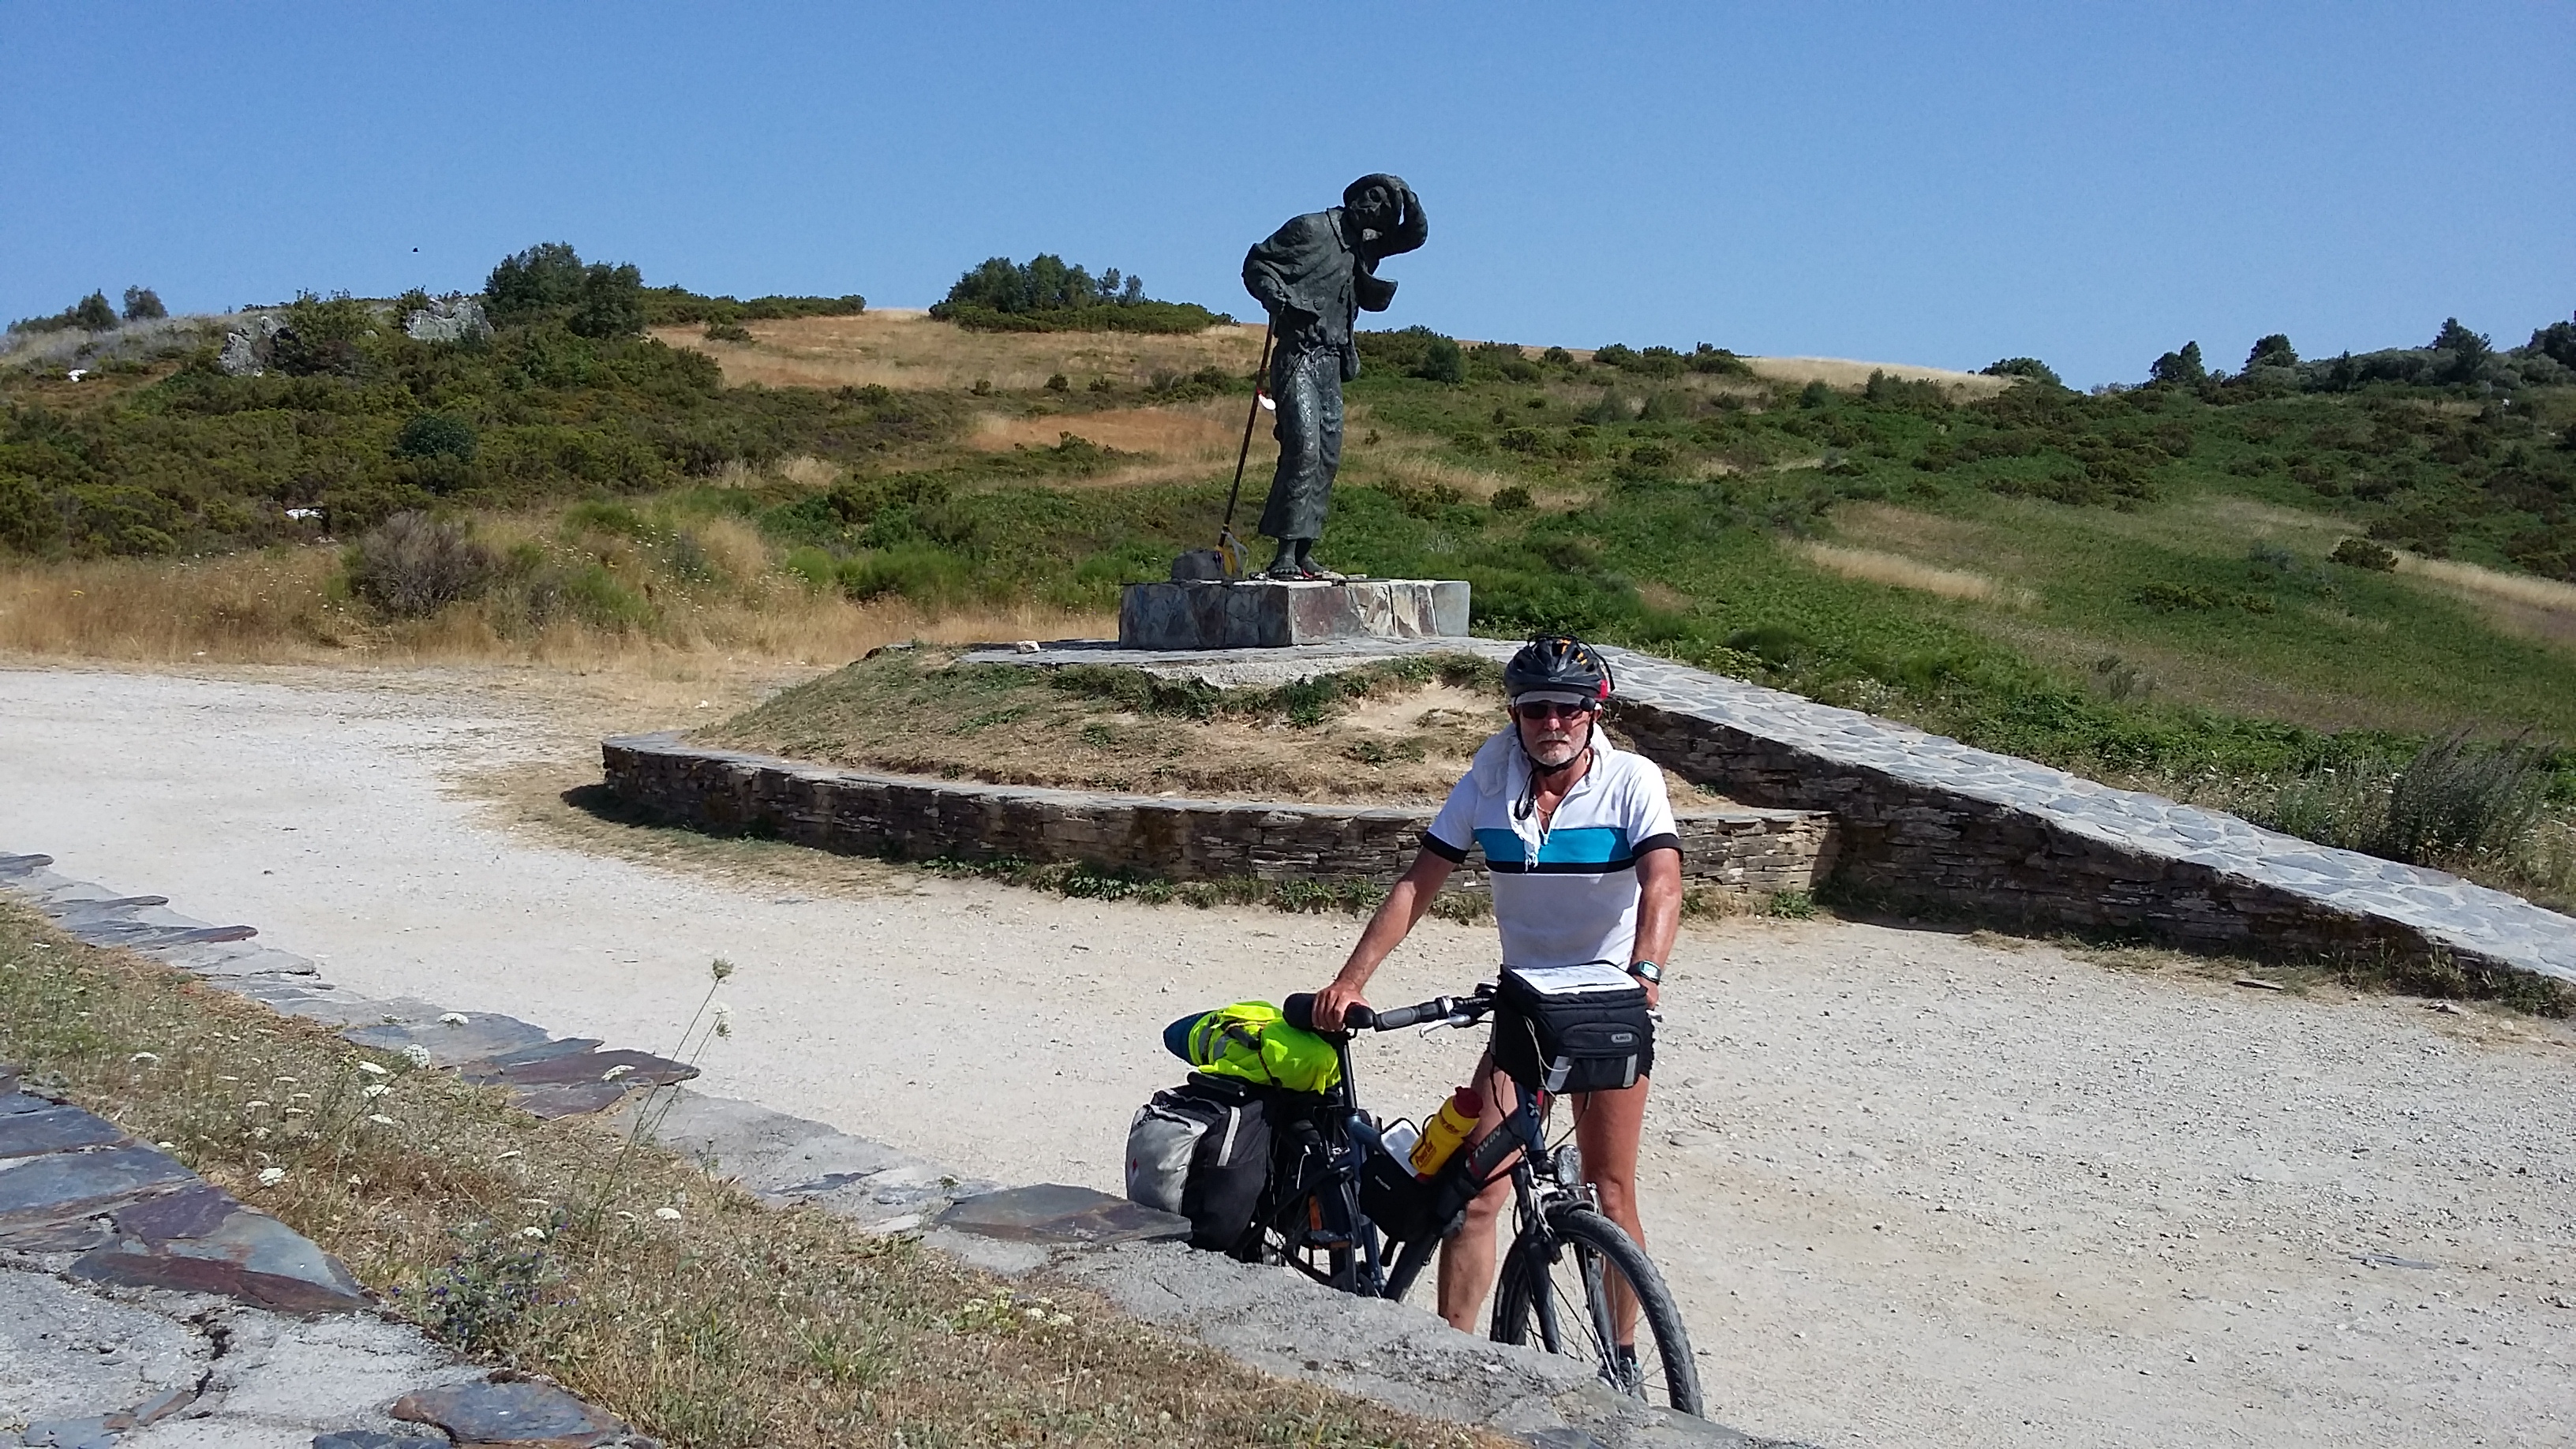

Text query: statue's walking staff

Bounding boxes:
[1211,320,1277,579]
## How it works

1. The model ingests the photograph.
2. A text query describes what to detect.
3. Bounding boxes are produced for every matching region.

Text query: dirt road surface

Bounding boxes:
[4,661,2570,1449]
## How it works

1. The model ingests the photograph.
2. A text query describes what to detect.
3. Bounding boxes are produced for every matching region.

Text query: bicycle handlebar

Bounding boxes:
[1286,987,1494,1035]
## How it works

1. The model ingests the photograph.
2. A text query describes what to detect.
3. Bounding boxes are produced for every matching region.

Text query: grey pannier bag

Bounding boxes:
[1124,1075,1271,1251]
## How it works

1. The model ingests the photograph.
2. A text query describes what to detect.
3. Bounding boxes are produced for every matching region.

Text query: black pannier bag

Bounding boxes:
[1492,960,1655,1095]
[1124,1074,1272,1252]
[1359,1140,1478,1245]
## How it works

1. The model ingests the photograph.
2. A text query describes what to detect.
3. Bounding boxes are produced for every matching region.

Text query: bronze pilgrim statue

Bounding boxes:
[1241,174,1427,580]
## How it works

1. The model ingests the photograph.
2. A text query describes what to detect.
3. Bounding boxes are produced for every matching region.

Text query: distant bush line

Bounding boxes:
[929,254,1230,333]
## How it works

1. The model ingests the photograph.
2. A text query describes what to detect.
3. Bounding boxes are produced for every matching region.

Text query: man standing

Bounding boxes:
[1309,636,1679,1345]
[1241,174,1427,580]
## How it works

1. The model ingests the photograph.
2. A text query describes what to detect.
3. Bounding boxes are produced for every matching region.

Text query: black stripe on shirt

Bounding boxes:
[1421,831,1469,863]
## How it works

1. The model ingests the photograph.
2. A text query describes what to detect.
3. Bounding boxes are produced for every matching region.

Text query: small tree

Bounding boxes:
[121,286,167,322]
[2429,317,2492,384]
[485,242,589,321]
[2148,340,2207,387]
[567,261,645,339]
[1414,335,1466,384]
[2242,334,2297,371]
[68,291,118,331]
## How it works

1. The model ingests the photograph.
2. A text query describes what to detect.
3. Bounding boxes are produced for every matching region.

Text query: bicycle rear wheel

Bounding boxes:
[1490,1205,1703,1417]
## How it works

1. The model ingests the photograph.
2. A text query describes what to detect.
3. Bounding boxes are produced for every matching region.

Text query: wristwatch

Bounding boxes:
[1626,960,1664,986]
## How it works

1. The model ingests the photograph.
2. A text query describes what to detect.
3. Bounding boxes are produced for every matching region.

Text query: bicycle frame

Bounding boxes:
[1249,1008,1580,1305]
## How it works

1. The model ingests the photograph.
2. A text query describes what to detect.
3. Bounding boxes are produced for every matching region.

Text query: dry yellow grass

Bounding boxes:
[1739,356,2011,397]
[1790,540,2030,605]
[658,311,1267,393]
[2394,552,2576,650]
[0,547,1108,670]
[969,402,1241,456]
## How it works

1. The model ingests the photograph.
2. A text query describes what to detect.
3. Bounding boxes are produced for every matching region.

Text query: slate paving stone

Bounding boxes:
[0,851,52,875]
[937,1183,1191,1245]
[0,1105,128,1160]
[391,1379,629,1447]
[312,1434,412,1448]
[500,1080,646,1120]
[146,942,322,978]
[0,1145,197,1236]
[343,1013,554,1068]
[459,1047,696,1091]
[61,920,259,949]
[461,1037,605,1070]
[113,1181,241,1242]
[73,1203,372,1315]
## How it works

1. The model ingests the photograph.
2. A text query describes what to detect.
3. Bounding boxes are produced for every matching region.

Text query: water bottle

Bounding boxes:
[1409,1086,1481,1178]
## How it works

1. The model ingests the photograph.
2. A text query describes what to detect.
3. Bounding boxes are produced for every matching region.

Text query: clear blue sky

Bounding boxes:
[4,2,2568,387]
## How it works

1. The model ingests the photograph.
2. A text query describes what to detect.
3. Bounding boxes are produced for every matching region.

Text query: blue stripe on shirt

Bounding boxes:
[1474,826,1634,871]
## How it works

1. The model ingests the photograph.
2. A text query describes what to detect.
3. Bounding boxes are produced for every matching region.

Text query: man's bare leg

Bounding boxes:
[1571,1076,1651,1342]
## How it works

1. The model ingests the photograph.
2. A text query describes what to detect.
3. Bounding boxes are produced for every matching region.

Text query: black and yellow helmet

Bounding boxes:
[1503,635,1613,705]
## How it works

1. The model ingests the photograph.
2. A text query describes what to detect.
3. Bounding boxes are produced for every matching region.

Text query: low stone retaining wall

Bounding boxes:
[1596,648,2576,986]
[599,732,1839,897]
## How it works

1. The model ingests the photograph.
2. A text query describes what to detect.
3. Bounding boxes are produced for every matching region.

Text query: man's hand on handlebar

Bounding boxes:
[1309,976,1371,1033]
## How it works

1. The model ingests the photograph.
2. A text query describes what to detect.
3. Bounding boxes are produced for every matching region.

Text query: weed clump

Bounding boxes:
[347,512,492,616]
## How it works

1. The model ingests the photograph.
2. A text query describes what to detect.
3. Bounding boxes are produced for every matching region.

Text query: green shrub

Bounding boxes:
[2331,537,2398,571]
[348,512,492,616]
[0,471,55,554]
[1980,357,2063,388]
[704,320,754,343]
[1415,335,1466,384]
[2381,731,2549,864]
[1492,485,1533,511]
[394,413,477,462]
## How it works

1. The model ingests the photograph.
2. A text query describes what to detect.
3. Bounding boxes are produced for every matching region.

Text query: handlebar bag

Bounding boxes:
[1125,1074,1272,1252]
[1492,961,1654,1095]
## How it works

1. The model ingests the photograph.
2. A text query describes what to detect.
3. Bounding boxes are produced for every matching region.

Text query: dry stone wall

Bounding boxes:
[600,732,1837,897]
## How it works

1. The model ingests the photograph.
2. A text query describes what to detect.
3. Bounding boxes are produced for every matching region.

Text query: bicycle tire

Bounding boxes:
[1490,1204,1704,1417]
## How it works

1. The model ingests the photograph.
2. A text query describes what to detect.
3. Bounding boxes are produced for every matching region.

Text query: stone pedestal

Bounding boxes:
[1118,578,1469,650]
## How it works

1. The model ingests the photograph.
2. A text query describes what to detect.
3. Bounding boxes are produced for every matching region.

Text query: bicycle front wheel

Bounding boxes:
[1490,1205,1704,1417]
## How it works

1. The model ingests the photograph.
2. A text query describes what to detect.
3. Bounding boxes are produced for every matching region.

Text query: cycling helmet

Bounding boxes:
[1503,635,1613,706]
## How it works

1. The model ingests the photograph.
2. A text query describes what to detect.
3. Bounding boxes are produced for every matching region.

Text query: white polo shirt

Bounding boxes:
[1421,726,1681,969]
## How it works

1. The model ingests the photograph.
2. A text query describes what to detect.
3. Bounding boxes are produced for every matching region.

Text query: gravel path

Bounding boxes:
[3,662,2570,1449]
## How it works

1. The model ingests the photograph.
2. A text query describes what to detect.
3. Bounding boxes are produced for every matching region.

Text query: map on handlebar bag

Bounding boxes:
[1502,960,1639,998]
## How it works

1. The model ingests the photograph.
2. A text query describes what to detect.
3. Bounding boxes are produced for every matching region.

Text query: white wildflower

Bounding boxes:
[1024,1306,1046,1320]
[357,1061,389,1077]
[521,1226,548,1241]
[654,1207,683,1222]
[256,1167,286,1186]
[366,1114,395,1125]
[439,1012,469,1025]
[1050,1312,1074,1327]
[129,1051,159,1065]
[401,1045,432,1068]
[362,1084,391,1099]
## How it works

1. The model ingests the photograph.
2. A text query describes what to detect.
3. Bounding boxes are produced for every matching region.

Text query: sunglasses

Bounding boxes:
[1512,702,1596,721]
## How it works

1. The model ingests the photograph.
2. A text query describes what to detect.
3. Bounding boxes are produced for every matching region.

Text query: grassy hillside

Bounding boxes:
[3,258,2571,902]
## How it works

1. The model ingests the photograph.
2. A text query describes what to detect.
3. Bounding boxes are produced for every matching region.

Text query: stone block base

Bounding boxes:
[1118,578,1469,650]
